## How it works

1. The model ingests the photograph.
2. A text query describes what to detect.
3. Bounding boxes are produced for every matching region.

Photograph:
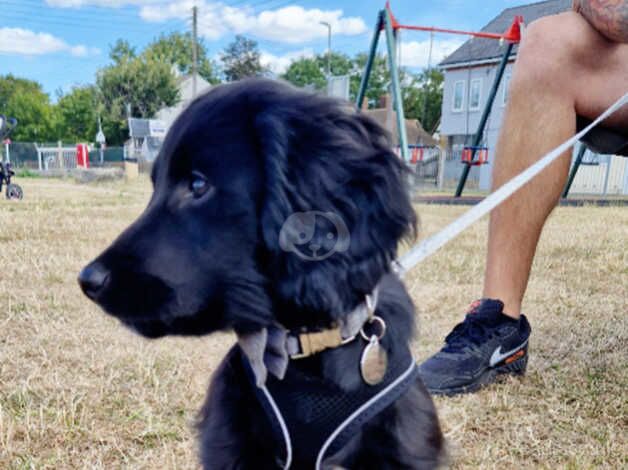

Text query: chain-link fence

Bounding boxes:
[1,142,125,169]
[2,142,38,168]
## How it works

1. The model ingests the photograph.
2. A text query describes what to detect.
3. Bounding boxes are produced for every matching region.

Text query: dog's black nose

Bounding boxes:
[78,262,110,300]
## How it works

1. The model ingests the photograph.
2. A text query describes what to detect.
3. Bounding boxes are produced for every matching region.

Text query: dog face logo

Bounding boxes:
[279,211,350,261]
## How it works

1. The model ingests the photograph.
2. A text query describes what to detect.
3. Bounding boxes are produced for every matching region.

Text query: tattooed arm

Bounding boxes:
[573,0,628,42]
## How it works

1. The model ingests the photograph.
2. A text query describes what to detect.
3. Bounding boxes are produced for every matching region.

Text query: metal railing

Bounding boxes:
[1,142,125,169]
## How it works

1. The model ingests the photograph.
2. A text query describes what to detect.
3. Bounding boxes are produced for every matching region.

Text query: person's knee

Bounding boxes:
[512,12,590,94]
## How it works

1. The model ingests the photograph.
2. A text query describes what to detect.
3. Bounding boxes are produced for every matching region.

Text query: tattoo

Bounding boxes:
[574,0,628,42]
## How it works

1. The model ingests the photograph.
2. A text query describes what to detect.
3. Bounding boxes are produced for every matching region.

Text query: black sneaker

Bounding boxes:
[418,299,531,396]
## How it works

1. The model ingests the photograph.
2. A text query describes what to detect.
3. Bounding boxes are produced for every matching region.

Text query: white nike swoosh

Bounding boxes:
[489,340,528,367]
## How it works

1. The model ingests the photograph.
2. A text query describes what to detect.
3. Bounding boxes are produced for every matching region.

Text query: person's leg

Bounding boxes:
[419,12,628,395]
[483,11,628,317]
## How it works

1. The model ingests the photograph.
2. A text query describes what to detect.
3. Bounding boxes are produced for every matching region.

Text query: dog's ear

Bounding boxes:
[254,93,416,319]
[254,109,302,252]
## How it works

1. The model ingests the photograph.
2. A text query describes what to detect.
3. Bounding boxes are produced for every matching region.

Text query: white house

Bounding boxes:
[156,72,212,129]
[125,73,212,162]
[438,0,628,195]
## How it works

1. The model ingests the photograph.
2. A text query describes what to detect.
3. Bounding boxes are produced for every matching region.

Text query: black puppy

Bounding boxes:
[79,79,443,469]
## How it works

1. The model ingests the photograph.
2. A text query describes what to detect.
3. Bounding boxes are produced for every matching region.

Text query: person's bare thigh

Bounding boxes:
[561,11,628,129]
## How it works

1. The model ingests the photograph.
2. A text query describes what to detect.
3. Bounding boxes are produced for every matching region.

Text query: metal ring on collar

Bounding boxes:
[360,315,386,341]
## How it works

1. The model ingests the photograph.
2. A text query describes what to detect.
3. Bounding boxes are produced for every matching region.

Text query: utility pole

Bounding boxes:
[192,5,198,97]
[319,21,331,77]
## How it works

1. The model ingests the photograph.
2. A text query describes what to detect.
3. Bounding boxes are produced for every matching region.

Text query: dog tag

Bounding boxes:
[360,335,388,386]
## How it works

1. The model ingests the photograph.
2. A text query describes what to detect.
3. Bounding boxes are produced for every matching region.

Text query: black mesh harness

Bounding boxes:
[241,343,418,469]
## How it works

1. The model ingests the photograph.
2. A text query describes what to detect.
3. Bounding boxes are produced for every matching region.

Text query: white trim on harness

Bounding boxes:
[255,92,627,470]
[261,384,293,470]
[398,92,628,275]
[314,359,418,470]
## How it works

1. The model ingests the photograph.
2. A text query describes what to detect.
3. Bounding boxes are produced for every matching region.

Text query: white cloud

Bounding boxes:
[141,2,368,44]
[139,0,196,22]
[250,6,366,43]
[69,45,102,57]
[260,48,314,74]
[400,38,464,68]
[0,27,99,57]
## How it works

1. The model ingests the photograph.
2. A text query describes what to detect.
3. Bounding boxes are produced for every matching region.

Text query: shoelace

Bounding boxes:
[442,314,495,353]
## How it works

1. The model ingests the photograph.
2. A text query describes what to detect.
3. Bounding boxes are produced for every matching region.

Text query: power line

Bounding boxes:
[3,12,187,35]
[3,15,158,34]
[2,1,152,27]
[3,0,312,26]
[3,0,312,36]
[3,0,332,61]
[3,9,144,26]
[2,0,189,33]
[3,6,189,28]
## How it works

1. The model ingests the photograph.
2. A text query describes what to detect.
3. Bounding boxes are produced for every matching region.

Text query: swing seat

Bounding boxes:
[409,146,425,164]
[461,146,489,166]
[562,116,628,197]
[577,116,628,157]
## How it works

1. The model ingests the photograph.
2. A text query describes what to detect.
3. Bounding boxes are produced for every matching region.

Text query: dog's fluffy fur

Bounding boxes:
[80,79,443,469]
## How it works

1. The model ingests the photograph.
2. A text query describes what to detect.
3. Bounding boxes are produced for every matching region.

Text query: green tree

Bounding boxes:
[282,57,326,89]
[402,68,444,134]
[350,53,394,107]
[0,75,56,141]
[221,35,266,82]
[0,74,41,110]
[55,85,99,142]
[317,52,353,77]
[282,52,393,106]
[143,32,219,84]
[282,52,352,90]
[109,39,136,64]
[97,55,179,145]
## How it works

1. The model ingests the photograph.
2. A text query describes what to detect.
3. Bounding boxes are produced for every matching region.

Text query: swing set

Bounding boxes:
[356,2,524,197]
[396,145,434,164]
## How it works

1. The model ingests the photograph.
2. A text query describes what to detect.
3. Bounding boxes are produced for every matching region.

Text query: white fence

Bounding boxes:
[570,153,628,195]
[35,143,79,171]
[394,145,445,188]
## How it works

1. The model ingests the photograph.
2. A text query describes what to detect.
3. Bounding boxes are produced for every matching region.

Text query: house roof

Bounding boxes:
[365,108,437,146]
[176,73,212,89]
[439,0,571,69]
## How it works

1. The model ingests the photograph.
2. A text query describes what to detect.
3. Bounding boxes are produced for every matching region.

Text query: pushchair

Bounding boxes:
[0,115,23,200]
[0,161,22,200]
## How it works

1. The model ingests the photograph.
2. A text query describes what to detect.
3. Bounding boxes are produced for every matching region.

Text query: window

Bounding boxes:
[452,80,465,112]
[502,74,512,106]
[469,78,482,110]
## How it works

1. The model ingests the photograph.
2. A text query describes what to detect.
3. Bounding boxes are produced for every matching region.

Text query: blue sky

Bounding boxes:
[1,0,531,99]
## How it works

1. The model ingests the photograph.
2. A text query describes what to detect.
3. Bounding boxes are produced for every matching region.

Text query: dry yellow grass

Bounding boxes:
[0,177,626,469]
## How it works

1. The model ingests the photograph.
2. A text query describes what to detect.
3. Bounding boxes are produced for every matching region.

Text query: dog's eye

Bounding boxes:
[189,173,213,198]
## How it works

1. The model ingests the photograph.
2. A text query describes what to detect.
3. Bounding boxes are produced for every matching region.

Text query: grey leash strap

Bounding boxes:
[398,92,628,276]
